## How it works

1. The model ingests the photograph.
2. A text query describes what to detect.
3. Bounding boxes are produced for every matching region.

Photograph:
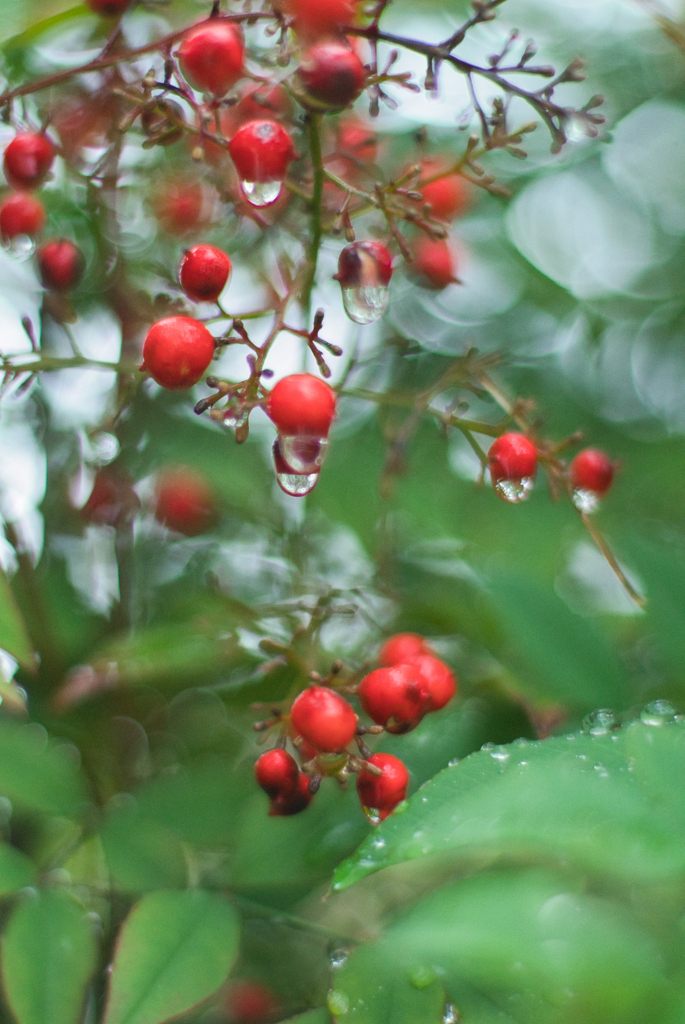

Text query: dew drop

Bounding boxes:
[572,487,600,514]
[330,948,350,970]
[89,431,120,466]
[409,964,437,989]
[4,234,35,261]
[273,438,319,496]
[640,700,677,726]
[489,745,510,762]
[327,989,350,1016]
[279,434,328,474]
[494,476,534,503]
[581,708,616,736]
[442,1003,460,1024]
[448,757,460,767]
[480,742,494,752]
[222,406,248,429]
[240,179,283,207]
[342,285,389,325]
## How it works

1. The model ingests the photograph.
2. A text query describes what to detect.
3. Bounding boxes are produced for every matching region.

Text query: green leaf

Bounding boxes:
[2,888,97,1024]
[332,869,668,1024]
[0,722,88,817]
[0,844,34,895]
[0,568,35,671]
[104,890,240,1024]
[333,717,685,891]
[279,1012,332,1024]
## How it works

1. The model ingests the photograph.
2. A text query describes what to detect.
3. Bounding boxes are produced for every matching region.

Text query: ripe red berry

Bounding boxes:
[0,192,45,240]
[409,654,456,712]
[177,20,244,97]
[267,374,336,437]
[290,686,357,752]
[358,665,427,733]
[338,118,378,164]
[412,237,459,289]
[356,753,409,819]
[488,433,538,503]
[154,467,218,536]
[225,980,280,1023]
[379,632,429,666]
[254,748,300,799]
[296,43,366,111]
[417,160,471,221]
[179,244,231,302]
[141,316,216,390]
[87,0,132,14]
[570,448,615,496]
[269,772,313,815]
[280,0,357,40]
[228,121,295,205]
[154,180,210,235]
[3,133,54,191]
[335,240,392,324]
[81,469,139,526]
[38,240,84,291]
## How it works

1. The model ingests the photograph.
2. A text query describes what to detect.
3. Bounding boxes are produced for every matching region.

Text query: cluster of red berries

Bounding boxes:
[488,432,617,510]
[253,632,456,822]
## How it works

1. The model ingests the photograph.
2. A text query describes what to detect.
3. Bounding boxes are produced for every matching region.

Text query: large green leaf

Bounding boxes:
[334,715,685,890]
[0,722,88,817]
[2,888,97,1024]
[0,844,34,895]
[0,568,35,671]
[104,890,240,1024]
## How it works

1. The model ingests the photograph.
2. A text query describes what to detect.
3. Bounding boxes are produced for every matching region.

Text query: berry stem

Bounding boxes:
[302,113,324,316]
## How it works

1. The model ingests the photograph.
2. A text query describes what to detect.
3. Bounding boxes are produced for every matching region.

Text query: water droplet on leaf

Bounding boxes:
[641,700,677,726]
[581,708,616,736]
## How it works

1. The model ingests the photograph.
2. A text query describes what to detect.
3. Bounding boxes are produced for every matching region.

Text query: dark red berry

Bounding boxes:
[356,753,409,819]
[358,665,427,733]
[154,467,218,536]
[141,316,215,390]
[280,0,357,40]
[254,748,300,799]
[412,237,458,289]
[267,374,336,437]
[225,980,280,1023]
[179,244,231,302]
[154,180,209,235]
[570,448,615,496]
[269,772,313,815]
[228,120,295,185]
[338,117,378,164]
[379,633,429,666]
[417,159,470,221]
[335,240,392,289]
[0,192,45,240]
[290,686,357,752]
[177,21,244,97]
[409,654,456,712]
[87,0,132,14]
[38,240,84,291]
[3,133,54,190]
[296,42,366,111]
[488,433,537,486]
[81,469,139,526]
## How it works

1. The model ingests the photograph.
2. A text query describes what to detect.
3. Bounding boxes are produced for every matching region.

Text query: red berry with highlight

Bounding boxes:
[297,43,366,111]
[280,0,357,40]
[254,748,300,799]
[177,21,244,97]
[409,654,456,712]
[154,467,218,536]
[38,240,84,291]
[570,448,615,496]
[0,192,45,240]
[379,632,429,666]
[229,120,295,185]
[225,980,280,1023]
[4,133,54,190]
[412,237,458,289]
[142,316,215,390]
[267,374,336,437]
[269,772,313,815]
[290,686,357,752]
[154,180,209,235]
[358,664,427,733]
[179,244,231,302]
[488,433,537,492]
[336,240,392,289]
[356,753,408,819]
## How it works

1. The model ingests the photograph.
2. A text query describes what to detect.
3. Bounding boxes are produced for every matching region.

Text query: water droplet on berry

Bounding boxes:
[494,476,534,503]
[3,234,35,261]
[360,804,382,825]
[240,179,283,207]
[581,708,616,736]
[409,964,437,989]
[572,487,601,514]
[89,432,120,466]
[330,949,350,970]
[342,284,389,325]
[279,434,329,474]
[640,699,677,726]
[327,989,350,1016]
[442,1003,460,1024]
[275,468,319,497]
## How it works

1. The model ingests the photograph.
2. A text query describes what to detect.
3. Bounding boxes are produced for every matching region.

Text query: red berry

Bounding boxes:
[142,316,215,390]
[38,240,84,291]
[409,654,456,712]
[290,686,357,752]
[81,469,139,526]
[335,240,392,289]
[488,433,537,488]
[269,772,313,815]
[356,753,408,819]
[228,120,295,187]
[0,192,45,240]
[296,42,366,111]
[154,467,218,536]
[179,244,231,302]
[570,448,615,496]
[254,748,300,799]
[153,180,211,235]
[338,117,378,164]
[87,0,132,14]
[225,980,280,1023]
[379,632,429,666]
[177,20,244,97]
[267,374,336,437]
[3,133,54,191]
[281,0,357,40]
[358,665,427,733]
[412,237,458,289]
[417,160,471,221]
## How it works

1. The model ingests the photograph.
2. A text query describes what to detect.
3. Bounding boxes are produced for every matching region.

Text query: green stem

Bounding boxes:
[302,113,324,317]
[4,355,143,375]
